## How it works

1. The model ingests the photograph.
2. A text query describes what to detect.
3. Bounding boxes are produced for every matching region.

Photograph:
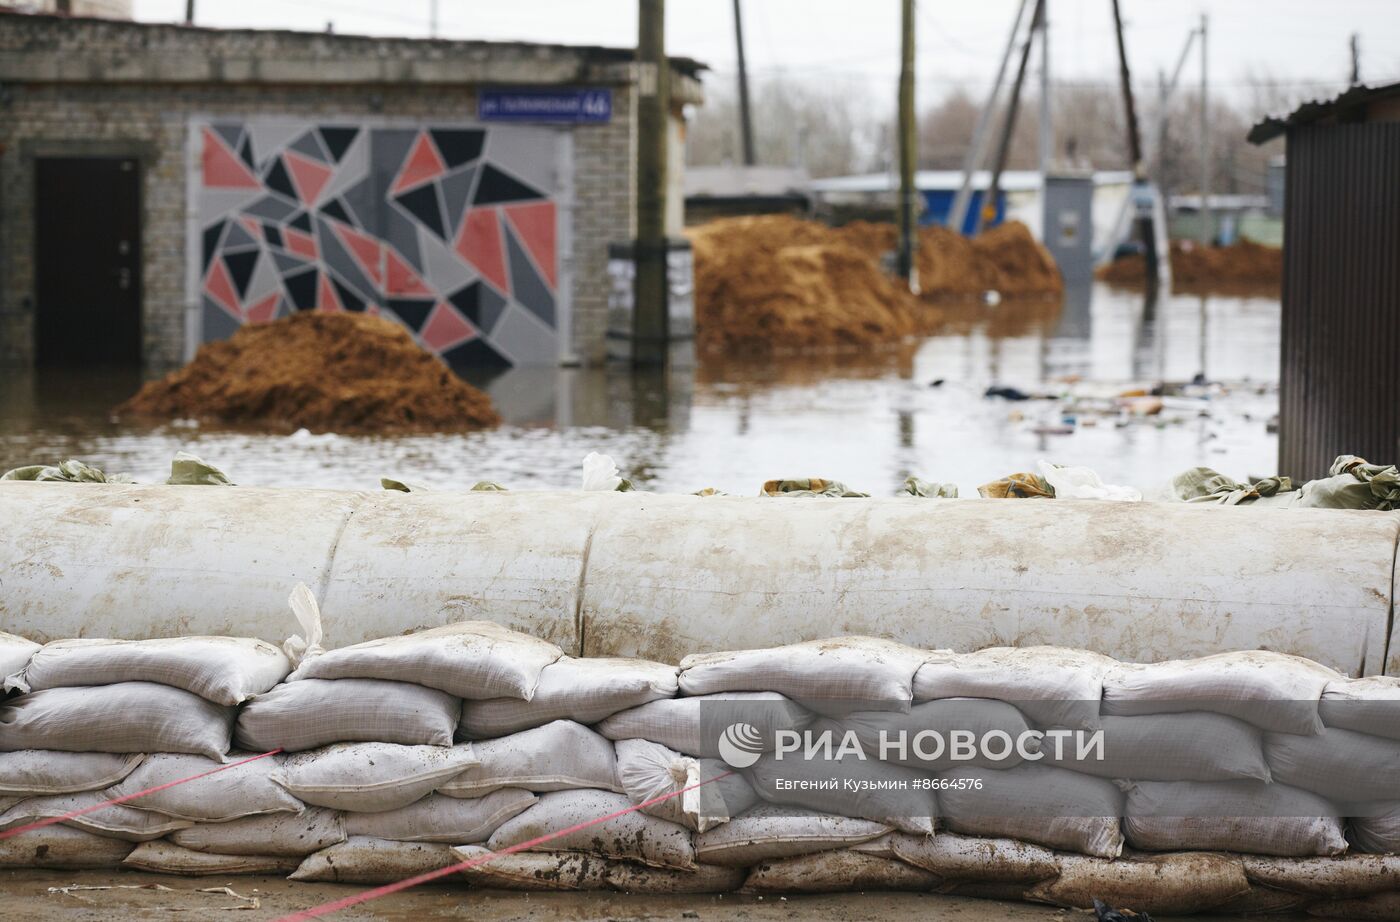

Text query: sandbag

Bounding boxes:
[1027,852,1251,914]
[1102,651,1336,735]
[679,637,928,716]
[914,646,1115,730]
[235,678,459,752]
[291,836,458,884]
[1349,802,1400,853]
[486,789,696,870]
[108,751,299,821]
[1308,891,1400,920]
[890,831,1061,884]
[695,805,890,867]
[0,791,192,842]
[169,808,344,857]
[595,691,812,758]
[1320,677,1400,741]
[288,621,562,700]
[938,764,1124,858]
[1243,854,1400,900]
[741,849,940,893]
[460,656,678,738]
[0,682,234,759]
[841,698,1034,771]
[0,825,133,869]
[0,631,39,680]
[343,789,537,843]
[604,859,748,893]
[7,636,290,705]
[452,845,609,890]
[1266,727,1400,802]
[1045,713,1271,782]
[438,720,619,797]
[1123,780,1347,856]
[0,751,144,796]
[122,840,300,876]
[747,750,935,836]
[614,738,758,832]
[272,742,478,813]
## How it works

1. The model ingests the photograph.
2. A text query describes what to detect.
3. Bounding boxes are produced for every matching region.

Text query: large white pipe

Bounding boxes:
[1,483,1396,675]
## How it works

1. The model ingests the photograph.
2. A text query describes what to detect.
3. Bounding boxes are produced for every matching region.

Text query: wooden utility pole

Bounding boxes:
[1198,13,1210,245]
[733,0,756,166]
[896,0,918,289]
[1350,33,1360,85]
[1110,0,1158,280]
[633,0,670,365]
[976,0,1043,237]
[185,0,195,23]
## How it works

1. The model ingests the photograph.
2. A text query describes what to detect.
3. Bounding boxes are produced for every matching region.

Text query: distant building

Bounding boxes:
[0,11,704,371]
[1249,82,1400,479]
[1167,193,1280,247]
[683,165,811,224]
[2,0,131,17]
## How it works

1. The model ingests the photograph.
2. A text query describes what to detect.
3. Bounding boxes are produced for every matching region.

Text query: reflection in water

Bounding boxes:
[0,284,1279,496]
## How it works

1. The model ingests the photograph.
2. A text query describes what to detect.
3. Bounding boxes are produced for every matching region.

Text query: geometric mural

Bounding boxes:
[193,120,561,368]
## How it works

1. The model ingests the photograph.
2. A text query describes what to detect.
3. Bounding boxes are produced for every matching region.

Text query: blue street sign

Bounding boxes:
[478,88,613,124]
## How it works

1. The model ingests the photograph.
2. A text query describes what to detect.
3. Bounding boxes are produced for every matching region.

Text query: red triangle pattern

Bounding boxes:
[391,132,447,195]
[334,223,383,285]
[455,208,509,294]
[504,201,557,290]
[246,292,279,324]
[204,259,241,316]
[385,249,432,296]
[201,128,260,190]
[239,216,262,239]
[318,274,344,313]
[284,228,318,261]
[420,302,477,352]
[285,151,334,206]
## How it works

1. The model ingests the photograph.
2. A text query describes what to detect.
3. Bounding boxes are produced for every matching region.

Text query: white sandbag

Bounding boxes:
[460,656,679,738]
[289,621,562,700]
[8,636,290,705]
[890,831,1061,883]
[741,849,939,893]
[486,789,697,870]
[170,808,345,857]
[1123,780,1346,856]
[841,698,1035,771]
[273,742,477,813]
[343,789,536,843]
[938,764,1124,858]
[1027,852,1251,914]
[451,845,609,890]
[605,859,747,893]
[0,631,39,680]
[1266,727,1400,802]
[121,840,300,876]
[914,646,1115,730]
[107,752,299,821]
[679,636,928,716]
[438,720,619,797]
[0,825,133,869]
[291,836,458,884]
[1243,854,1400,900]
[595,691,812,758]
[0,751,144,796]
[0,791,193,842]
[846,832,898,858]
[1348,802,1400,853]
[695,805,890,867]
[614,738,758,832]
[0,682,233,759]
[1046,713,1271,782]
[747,751,935,836]
[235,678,459,752]
[1102,651,1337,735]
[1320,676,1400,741]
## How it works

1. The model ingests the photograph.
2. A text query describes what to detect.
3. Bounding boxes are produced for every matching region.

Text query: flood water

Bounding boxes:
[0,282,1280,497]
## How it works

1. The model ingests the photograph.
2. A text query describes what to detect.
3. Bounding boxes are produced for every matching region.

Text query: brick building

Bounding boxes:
[0,11,703,370]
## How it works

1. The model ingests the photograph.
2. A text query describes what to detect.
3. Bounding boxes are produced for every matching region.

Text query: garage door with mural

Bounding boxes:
[191,120,562,367]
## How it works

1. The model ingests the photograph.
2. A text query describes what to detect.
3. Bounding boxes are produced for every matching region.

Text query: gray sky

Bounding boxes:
[132,0,1400,111]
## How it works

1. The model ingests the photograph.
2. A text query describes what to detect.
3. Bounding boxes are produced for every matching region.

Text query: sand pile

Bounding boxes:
[1097,240,1282,290]
[972,221,1065,296]
[116,313,500,434]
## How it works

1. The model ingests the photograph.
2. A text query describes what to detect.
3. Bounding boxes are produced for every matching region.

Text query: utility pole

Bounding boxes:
[633,0,670,366]
[1198,13,1210,246]
[896,0,918,290]
[976,0,1043,237]
[1350,33,1360,85]
[1110,0,1158,279]
[1037,0,1052,176]
[184,0,195,23]
[733,0,756,166]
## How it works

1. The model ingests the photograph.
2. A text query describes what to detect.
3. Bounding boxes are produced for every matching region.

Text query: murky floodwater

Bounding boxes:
[0,282,1279,497]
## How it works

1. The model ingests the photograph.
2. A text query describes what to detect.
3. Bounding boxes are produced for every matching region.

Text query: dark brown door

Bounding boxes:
[34,157,142,366]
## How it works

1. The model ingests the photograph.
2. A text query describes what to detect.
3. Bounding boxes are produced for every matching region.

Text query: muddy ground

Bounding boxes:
[0,869,1288,921]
